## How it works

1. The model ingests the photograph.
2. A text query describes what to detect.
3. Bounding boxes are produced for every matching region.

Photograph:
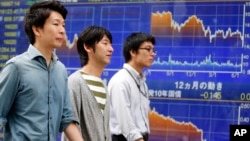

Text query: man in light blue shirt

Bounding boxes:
[108,32,156,141]
[0,1,83,141]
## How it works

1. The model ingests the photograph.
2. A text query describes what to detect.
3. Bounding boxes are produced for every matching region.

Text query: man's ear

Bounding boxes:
[32,26,41,36]
[84,44,92,53]
[130,49,137,57]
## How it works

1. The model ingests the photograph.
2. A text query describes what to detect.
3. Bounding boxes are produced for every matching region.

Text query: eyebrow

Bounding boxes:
[144,45,154,48]
[101,38,110,42]
[52,18,65,23]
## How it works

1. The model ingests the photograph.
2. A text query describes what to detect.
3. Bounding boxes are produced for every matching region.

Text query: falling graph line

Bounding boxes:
[149,3,248,74]
[151,11,243,46]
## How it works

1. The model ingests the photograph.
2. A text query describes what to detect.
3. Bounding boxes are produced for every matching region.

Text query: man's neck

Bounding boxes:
[80,64,104,77]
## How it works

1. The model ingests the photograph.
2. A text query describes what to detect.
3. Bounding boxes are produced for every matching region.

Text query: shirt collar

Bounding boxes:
[27,44,59,62]
[123,63,146,81]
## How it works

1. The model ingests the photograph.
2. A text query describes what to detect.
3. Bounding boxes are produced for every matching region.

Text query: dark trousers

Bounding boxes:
[112,133,149,141]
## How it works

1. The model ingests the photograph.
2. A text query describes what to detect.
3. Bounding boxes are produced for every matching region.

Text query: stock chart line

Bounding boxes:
[151,54,243,73]
[150,3,249,74]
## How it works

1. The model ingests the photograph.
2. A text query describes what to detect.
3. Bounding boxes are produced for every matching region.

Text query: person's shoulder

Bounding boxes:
[111,69,127,78]
[68,70,88,88]
[68,70,83,82]
[68,70,81,77]
[5,52,28,66]
[109,69,128,83]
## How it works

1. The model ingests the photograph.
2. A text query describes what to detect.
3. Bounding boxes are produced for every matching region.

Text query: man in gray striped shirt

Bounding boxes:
[63,25,113,141]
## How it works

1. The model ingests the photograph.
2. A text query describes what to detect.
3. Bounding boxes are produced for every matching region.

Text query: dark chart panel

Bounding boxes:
[1,1,250,141]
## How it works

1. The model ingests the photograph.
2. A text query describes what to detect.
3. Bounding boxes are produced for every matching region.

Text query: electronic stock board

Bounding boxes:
[1,0,250,141]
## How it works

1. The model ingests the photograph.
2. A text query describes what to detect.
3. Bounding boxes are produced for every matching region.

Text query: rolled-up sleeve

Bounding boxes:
[59,74,79,132]
[0,63,19,128]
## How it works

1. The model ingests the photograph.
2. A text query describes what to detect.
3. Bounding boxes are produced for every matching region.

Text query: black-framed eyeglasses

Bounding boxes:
[139,48,157,54]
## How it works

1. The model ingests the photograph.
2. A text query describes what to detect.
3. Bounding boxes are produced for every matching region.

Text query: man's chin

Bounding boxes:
[55,44,64,48]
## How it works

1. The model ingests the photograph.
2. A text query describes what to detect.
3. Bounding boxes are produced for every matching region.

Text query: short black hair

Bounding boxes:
[77,25,112,67]
[23,0,67,44]
[123,32,155,62]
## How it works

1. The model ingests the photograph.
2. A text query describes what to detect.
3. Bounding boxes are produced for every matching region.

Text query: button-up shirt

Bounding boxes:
[108,63,150,141]
[0,45,77,141]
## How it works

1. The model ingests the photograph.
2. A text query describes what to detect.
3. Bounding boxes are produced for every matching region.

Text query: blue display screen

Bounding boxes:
[1,1,250,141]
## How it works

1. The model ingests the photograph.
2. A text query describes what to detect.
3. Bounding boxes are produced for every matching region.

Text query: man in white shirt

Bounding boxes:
[108,32,156,141]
